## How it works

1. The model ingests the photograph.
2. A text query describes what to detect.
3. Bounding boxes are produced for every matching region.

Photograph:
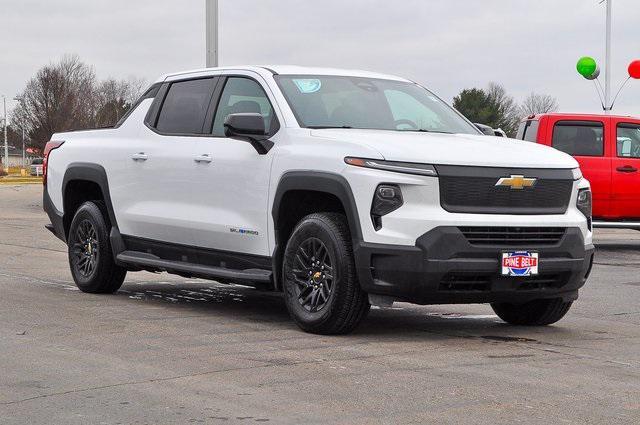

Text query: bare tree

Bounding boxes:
[520,93,559,116]
[11,56,145,150]
[94,77,145,127]
[485,82,521,137]
[11,55,97,149]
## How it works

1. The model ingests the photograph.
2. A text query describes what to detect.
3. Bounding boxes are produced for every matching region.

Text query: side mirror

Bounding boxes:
[223,113,273,154]
[224,113,266,137]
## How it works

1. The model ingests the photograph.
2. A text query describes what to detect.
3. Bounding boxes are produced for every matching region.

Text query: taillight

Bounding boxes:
[43,141,64,186]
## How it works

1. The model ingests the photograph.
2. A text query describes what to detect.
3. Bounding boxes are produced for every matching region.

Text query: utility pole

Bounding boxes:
[2,96,7,172]
[604,0,612,112]
[21,126,25,167]
[13,96,25,167]
[206,0,219,68]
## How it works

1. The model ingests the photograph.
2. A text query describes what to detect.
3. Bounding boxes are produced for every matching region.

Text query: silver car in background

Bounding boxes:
[30,158,44,176]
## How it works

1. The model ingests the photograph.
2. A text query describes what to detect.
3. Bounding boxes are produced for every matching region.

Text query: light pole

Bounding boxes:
[604,0,613,113]
[577,1,639,110]
[206,0,219,67]
[13,96,26,168]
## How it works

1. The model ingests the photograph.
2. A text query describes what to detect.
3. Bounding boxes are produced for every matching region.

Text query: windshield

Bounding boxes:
[275,75,479,135]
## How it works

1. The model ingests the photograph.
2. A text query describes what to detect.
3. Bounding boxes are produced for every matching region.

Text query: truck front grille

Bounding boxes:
[439,274,490,291]
[459,226,567,246]
[435,165,574,215]
[516,274,569,290]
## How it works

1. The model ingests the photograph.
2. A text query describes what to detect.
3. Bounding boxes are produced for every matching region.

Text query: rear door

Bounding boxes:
[549,118,611,218]
[610,120,640,219]
[116,76,219,245]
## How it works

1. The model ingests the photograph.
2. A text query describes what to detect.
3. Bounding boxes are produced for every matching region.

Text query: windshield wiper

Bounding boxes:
[399,129,453,134]
[307,125,353,129]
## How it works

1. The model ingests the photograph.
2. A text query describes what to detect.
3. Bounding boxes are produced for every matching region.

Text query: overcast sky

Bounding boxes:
[1,0,638,116]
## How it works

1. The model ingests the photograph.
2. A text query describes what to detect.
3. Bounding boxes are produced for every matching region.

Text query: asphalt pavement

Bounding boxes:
[1,184,639,424]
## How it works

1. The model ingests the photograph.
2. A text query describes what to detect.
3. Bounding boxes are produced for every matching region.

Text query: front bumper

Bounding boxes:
[354,226,594,305]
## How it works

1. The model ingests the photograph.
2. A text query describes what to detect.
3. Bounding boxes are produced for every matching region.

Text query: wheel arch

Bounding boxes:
[61,163,119,240]
[271,171,362,290]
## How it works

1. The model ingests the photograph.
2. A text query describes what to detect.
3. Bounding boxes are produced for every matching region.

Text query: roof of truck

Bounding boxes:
[156,65,411,83]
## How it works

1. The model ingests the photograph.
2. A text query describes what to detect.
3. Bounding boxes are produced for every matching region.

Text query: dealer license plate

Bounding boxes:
[501,251,539,277]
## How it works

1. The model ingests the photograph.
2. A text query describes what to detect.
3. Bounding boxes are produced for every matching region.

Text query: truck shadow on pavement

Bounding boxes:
[115,280,582,341]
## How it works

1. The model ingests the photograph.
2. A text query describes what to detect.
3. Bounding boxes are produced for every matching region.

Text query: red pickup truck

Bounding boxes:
[516,113,640,229]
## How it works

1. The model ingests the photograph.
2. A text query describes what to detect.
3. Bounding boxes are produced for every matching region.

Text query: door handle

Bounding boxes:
[194,154,213,163]
[131,152,148,161]
[616,165,638,173]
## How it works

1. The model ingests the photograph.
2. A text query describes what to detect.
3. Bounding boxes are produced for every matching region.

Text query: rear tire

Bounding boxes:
[491,298,572,326]
[282,213,370,335]
[67,201,126,294]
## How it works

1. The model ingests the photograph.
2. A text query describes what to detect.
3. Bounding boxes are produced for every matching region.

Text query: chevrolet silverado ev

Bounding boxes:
[44,66,594,334]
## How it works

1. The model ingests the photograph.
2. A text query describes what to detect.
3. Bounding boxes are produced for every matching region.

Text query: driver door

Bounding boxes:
[190,75,280,257]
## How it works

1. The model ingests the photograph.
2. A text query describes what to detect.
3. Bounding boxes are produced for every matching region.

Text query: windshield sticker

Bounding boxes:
[293,79,322,94]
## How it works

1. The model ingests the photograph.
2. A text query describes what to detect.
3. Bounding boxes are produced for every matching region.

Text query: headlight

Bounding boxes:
[371,184,403,230]
[345,157,438,177]
[577,188,592,231]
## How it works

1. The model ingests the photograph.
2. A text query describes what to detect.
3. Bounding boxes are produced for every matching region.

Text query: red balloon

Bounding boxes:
[629,60,640,79]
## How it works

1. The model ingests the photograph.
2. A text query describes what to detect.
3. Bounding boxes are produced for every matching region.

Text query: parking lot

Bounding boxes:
[1,183,639,424]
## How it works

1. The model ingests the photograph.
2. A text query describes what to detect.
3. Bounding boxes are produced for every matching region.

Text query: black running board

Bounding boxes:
[116,250,272,283]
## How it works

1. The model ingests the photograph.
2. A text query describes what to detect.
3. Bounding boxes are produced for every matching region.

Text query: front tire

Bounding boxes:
[282,213,370,335]
[491,298,573,326]
[68,201,127,293]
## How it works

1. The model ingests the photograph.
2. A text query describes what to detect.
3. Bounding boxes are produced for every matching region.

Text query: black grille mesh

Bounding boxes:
[439,176,573,214]
[438,273,570,292]
[459,227,567,246]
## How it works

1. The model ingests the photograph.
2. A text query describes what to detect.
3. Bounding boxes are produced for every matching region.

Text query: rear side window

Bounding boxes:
[617,123,640,158]
[517,120,540,142]
[552,121,604,157]
[156,78,216,134]
[115,83,161,127]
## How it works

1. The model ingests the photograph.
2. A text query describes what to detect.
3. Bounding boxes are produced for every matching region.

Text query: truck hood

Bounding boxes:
[311,129,578,169]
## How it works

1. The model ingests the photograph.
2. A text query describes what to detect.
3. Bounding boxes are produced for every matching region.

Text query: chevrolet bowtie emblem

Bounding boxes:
[495,175,537,190]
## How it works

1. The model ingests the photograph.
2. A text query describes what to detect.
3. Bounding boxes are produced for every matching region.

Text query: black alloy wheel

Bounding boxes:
[71,219,99,278]
[291,237,334,313]
[67,201,127,293]
[282,212,370,334]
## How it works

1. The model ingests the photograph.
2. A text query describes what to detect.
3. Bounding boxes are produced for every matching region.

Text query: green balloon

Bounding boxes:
[577,57,598,79]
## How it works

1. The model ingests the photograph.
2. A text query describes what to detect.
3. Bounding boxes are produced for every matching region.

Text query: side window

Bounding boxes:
[116,83,161,127]
[155,78,216,134]
[212,77,276,137]
[552,121,604,157]
[617,123,640,158]
[517,120,540,142]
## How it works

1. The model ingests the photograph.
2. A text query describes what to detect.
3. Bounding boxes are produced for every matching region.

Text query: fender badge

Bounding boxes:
[230,228,259,236]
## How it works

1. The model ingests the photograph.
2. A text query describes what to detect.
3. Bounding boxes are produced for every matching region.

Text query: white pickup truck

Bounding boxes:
[43,66,594,334]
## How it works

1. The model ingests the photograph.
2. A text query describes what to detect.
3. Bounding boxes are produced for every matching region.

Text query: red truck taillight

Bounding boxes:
[42,141,64,186]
